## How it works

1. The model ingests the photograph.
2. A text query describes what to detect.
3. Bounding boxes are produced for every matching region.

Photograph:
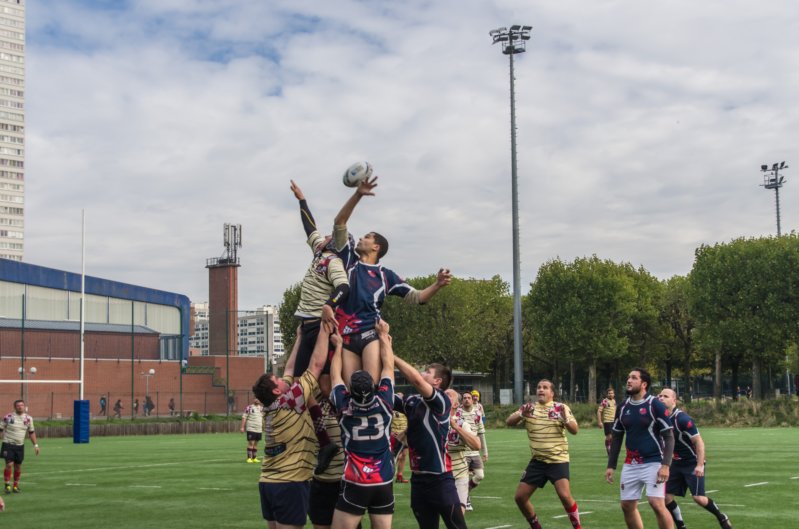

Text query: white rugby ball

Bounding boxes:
[342,161,373,188]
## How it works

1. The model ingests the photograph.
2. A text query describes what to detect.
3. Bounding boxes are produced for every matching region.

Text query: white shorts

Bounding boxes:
[454,477,469,507]
[620,462,665,500]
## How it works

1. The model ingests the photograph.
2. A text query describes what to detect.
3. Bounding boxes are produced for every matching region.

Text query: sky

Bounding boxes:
[21,0,799,309]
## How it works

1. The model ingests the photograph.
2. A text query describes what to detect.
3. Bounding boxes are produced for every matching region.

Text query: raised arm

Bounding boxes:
[451,419,481,451]
[506,402,532,427]
[393,355,433,399]
[417,268,452,304]
[283,325,301,379]
[333,176,378,227]
[376,319,394,381]
[290,180,318,237]
[329,331,345,389]
[307,324,335,380]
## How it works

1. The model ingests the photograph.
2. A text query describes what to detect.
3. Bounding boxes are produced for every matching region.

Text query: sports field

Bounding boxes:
[4,426,796,528]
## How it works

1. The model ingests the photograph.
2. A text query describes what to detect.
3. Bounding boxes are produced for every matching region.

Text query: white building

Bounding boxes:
[0,0,24,261]
[190,302,284,360]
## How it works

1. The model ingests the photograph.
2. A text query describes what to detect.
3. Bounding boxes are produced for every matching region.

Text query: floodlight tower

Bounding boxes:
[490,24,532,405]
[760,162,788,236]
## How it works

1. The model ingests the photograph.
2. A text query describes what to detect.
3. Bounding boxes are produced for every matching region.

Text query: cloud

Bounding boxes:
[20,0,799,309]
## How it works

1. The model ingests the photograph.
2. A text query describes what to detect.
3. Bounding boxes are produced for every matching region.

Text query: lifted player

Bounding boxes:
[332,179,452,385]
[657,388,732,529]
[1,400,39,494]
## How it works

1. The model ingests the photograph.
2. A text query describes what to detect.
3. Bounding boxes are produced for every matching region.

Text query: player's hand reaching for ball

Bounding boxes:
[356,176,378,196]
[520,402,534,417]
[436,268,452,287]
[290,180,305,201]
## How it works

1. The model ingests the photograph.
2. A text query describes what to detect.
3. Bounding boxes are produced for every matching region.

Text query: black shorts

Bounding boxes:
[520,460,570,488]
[342,329,378,356]
[259,481,310,526]
[603,422,614,436]
[666,462,705,497]
[337,481,394,515]
[1,443,23,465]
[310,479,341,525]
[246,431,262,442]
[410,473,466,529]
[295,318,334,376]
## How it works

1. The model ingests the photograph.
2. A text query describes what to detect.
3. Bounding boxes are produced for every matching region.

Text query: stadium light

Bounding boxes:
[490,24,532,405]
[760,161,789,236]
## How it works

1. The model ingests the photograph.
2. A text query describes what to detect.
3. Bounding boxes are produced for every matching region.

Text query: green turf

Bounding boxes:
[3,427,797,528]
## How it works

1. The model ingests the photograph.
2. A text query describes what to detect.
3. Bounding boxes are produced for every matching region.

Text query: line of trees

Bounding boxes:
[278,234,799,403]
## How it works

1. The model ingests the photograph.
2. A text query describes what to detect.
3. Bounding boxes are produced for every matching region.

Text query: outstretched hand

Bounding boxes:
[290,180,305,201]
[356,175,378,196]
[436,268,452,287]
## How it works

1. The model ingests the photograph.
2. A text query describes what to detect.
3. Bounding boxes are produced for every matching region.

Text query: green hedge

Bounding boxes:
[483,398,799,428]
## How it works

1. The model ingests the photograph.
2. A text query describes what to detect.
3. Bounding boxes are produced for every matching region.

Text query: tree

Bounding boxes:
[524,256,637,405]
[658,275,695,401]
[277,282,302,357]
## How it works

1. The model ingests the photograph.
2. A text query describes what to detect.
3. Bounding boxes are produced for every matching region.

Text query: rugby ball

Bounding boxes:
[343,161,373,188]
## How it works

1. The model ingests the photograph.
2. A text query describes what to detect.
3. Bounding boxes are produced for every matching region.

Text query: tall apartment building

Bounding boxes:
[0,0,24,261]
[190,303,285,361]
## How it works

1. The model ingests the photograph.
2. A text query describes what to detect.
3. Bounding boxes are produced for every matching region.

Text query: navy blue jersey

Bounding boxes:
[394,389,452,474]
[332,377,395,485]
[670,408,700,464]
[612,395,673,464]
[335,261,413,336]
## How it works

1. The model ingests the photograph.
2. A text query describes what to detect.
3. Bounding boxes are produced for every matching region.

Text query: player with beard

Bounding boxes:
[446,390,481,515]
[605,368,675,529]
[657,388,732,529]
[330,320,396,529]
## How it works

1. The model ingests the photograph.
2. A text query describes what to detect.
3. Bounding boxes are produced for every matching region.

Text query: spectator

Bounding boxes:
[113,399,123,418]
[99,396,107,416]
[168,398,176,416]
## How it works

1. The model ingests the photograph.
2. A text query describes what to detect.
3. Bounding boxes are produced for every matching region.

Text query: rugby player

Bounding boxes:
[251,320,334,529]
[596,387,616,455]
[657,388,733,529]
[605,368,675,529]
[506,380,581,529]
[446,390,481,515]
[1,399,39,494]
[332,181,452,385]
[309,395,345,529]
[459,391,486,511]
[241,398,264,463]
[330,319,395,529]
[393,356,467,529]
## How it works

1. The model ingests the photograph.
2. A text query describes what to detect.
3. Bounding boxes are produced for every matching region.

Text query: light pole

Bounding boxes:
[490,24,532,404]
[760,161,791,397]
[17,366,36,406]
[141,368,155,416]
[760,161,788,236]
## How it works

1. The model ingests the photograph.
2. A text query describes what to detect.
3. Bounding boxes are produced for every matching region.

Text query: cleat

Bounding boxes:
[3,484,9,494]
[251,458,260,463]
[719,515,732,529]
[12,486,19,493]
[315,444,339,475]
[465,501,473,511]
[246,458,253,463]
[395,475,408,483]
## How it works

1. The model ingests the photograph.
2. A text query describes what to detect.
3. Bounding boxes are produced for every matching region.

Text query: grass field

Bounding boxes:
[3,427,797,528]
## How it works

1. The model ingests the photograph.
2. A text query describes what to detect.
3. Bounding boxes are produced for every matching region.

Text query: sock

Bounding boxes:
[526,514,542,529]
[566,502,581,529]
[12,469,20,487]
[469,479,478,490]
[666,500,686,529]
[3,468,9,484]
[309,403,331,447]
[703,498,726,521]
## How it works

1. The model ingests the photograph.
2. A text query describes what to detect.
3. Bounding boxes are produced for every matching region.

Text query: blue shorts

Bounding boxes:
[259,481,310,525]
[666,462,705,497]
[410,472,466,529]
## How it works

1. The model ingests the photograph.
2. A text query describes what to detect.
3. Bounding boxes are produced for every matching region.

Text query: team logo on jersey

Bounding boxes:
[368,270,378,278]
[664,409,671,417]
[686,420,693,428]
[639,408,647,415]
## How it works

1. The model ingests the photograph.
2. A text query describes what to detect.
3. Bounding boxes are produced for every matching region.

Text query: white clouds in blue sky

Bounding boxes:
[22,0,799,307]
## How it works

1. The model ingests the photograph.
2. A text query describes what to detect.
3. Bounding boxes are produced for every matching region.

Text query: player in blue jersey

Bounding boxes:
[393,356,467,529]
[605,368,675,529]
[657,389,733,529]
[330,320,396,529]
[331,179,452,386]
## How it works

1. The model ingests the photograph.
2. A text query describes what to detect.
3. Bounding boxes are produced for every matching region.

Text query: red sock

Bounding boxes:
[566,502,581,529]
[13,468,20,487]
[3,468,9,483]
[527,515,542,529]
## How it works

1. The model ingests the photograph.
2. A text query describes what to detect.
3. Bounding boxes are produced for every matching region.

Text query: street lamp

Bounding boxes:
[142,368,155,397]
[490,24,532,405]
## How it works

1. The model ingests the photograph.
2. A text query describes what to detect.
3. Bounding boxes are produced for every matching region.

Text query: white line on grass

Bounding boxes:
[485,525,513,529]
[553,512,592,519]
[705,489,719,493]
[130,485,162,488]
[26,458,232,477]
[198,487,232,491]
[744,482,768,487]
[579,499,618,504]
[472,496,502,499]
[791,477,799,480]
[65,483,97,486]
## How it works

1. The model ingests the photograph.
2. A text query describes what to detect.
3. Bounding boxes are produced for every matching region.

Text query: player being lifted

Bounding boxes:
[329,319,396,529]
[506,380,582,529]
[657,388,733,529]
[1,400,39,494]
[290,180,351,472]
[331,177,452,385]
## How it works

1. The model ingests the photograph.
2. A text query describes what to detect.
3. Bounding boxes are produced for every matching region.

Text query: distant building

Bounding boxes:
[0,1,25,261]
[190,303,284,360]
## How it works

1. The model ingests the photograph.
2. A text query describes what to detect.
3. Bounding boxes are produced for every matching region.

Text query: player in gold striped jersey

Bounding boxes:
[445,389,481,514]
[506,380,582,529]
[596,388,617,455]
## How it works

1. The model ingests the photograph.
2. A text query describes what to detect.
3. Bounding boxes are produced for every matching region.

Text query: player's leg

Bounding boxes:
[368,513,392,529]
[620,500,643,529]
[11,448,22,492]
[360,339,381,385]
[514,482,541,529]
[466,455,484,510]
[552,473,581,529]
[2,457,11,493]
[619,465,646,529]
[341,347,362,387]
[689,470,732,529]
[665,467,688,529]
[331,509,363,529]
[603,423,613,455]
